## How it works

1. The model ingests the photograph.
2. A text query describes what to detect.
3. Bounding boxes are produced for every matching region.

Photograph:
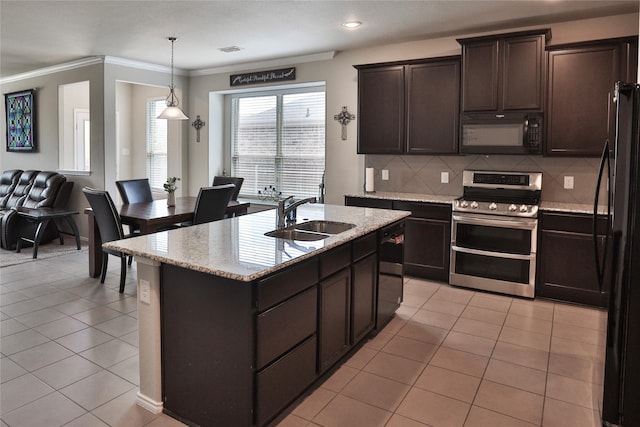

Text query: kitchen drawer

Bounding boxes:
[345,196,393,209]
[256,286,317,369]
[393,201,451,220]
[258,258,318,311]
[320,244,352,279]
[352,232,377,262]
[541,212,607,235]
[256,335,317,426]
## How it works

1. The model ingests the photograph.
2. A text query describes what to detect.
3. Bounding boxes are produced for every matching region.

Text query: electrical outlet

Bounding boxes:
[564,176,575,190]
[382,169,389,180]
[140,279,151,305]
[441,172,449,184]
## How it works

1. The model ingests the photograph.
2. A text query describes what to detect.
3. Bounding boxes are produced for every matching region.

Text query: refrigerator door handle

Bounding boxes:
[593,139,612,292]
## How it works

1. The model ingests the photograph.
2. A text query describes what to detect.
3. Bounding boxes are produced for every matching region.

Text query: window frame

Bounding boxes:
[146,97,169,191]
[229,85,326,202]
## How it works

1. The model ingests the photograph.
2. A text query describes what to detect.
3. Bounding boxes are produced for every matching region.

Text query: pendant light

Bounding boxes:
[158,37,189,120]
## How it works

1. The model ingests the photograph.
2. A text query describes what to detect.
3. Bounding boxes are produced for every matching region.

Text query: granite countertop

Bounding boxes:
[104,204,410,282]
[345,191,605,215]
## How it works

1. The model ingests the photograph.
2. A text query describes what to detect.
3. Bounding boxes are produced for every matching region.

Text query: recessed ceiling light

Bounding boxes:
[218,46,242,53]
[342,21,362,29]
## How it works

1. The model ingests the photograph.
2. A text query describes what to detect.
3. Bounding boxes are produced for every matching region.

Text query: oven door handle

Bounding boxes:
[451,245,534,261]
[452,215,537,230]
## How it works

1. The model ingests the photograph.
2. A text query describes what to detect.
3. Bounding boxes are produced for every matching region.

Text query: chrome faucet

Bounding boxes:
[277,196,317,227]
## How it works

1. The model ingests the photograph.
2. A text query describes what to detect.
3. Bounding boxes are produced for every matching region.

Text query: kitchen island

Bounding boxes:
[104,203,410,427]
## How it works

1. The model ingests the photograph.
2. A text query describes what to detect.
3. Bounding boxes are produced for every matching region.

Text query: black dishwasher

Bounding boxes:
[377,220,405,329]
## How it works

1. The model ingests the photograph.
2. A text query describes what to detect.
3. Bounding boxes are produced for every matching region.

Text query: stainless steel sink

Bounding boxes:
[294,220,356,234]
[264,228,330,241]
[264,220,356,241]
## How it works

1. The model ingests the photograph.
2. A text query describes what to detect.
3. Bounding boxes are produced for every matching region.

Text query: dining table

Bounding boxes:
[85,196,250,278]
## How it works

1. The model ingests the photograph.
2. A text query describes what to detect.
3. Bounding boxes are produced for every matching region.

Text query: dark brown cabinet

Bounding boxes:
[355,56,460,155]
[546,37,637,156]
[318,267,351,373]
[345,196,451,282]
[459,29,549,113]
[394,201,451,282]
[356,65,405,154]
[537,212,610,307]
[352,238,377,343]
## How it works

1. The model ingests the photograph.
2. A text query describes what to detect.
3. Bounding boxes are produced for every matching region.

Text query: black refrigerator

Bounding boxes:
[597,82,640,427]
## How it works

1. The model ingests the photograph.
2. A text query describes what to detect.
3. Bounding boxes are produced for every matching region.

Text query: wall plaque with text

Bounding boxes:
[230,67,296,87]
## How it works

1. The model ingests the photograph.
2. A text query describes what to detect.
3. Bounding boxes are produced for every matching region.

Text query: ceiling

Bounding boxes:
[1,0,638,78]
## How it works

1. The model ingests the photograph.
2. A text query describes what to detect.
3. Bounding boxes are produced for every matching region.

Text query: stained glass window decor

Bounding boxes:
[5,89,36,152]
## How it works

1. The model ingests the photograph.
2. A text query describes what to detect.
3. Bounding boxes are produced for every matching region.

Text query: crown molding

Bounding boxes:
[1,51,333,84]
[103,56,188,76]
[0,57,104,84]
[190,51,336,77]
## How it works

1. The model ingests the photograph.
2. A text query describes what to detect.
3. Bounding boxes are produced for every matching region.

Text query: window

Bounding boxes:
[231,87,325,200]
[146,99,168,189]
[58,81,90,172]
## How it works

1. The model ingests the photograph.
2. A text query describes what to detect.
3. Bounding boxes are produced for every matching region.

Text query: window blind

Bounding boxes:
[231,88,325,200]
[146,99,168,189]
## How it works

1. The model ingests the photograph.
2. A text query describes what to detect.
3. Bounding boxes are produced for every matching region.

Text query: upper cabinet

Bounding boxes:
[355,56,460,155]
[545,37,638,157]
[458,29,550,113]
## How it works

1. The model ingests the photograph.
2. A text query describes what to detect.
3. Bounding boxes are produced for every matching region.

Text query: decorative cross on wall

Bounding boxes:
[333,106,355,141]
[191,115,206,142]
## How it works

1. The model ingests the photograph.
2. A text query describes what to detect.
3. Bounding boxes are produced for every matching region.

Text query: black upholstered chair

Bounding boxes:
[115,178,153,204]
[82,187,131,293]
[192,184,236,225]
[212,176,244,201]
[0,170,22,208]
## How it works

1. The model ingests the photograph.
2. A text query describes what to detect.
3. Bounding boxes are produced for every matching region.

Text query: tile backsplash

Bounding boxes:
[365,154,603,204]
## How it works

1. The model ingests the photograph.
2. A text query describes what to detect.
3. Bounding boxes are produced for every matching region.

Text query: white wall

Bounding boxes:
[188,12,638,205]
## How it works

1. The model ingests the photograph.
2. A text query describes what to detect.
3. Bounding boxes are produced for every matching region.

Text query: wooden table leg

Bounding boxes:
[87,211,103,278]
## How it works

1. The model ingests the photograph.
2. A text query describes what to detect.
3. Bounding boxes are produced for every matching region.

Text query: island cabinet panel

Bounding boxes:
[161,266,254,427]
[393,201,452,282]
[318,267,352,373]
[256,336,317,427]
[537,212,610,307]
[256,286,317,369]
[546,37,637,156]
[257,258,318,311]
[352,253,377,343]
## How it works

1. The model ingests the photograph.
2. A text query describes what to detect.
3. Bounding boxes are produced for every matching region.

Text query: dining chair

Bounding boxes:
[212,176,244,201]
[82,187,131,293]
[115,178,154,204]
[192,184,236,225]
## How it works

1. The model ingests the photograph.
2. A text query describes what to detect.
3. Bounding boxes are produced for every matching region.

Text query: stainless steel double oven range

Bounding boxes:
[450,170,542,298]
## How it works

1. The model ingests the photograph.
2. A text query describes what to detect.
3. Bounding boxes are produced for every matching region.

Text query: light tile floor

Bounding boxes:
[0,251,607,427]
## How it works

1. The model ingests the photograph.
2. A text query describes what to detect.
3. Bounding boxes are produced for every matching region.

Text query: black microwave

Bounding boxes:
[460,112,542,155]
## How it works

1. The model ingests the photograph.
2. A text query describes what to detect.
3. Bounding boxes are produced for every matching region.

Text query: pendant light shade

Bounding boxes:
[158,37,189,120]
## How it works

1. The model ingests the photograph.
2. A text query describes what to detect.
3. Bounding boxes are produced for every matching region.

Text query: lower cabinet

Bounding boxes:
[393,201,451,282]
[536,211,610,307]
[352,253,377,343]
[318,268,351,373]
[345,196,451,282]
[161,232,383,427]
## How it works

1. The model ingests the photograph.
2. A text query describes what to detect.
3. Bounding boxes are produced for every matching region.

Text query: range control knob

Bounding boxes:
[470,201,479,209]
[520,204,529,213]
[508,204,518,212]
[460,200,469,208]
[489,202,498,210]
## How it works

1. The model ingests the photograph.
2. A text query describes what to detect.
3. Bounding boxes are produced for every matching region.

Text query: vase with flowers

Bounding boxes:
[164,177,180,207]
